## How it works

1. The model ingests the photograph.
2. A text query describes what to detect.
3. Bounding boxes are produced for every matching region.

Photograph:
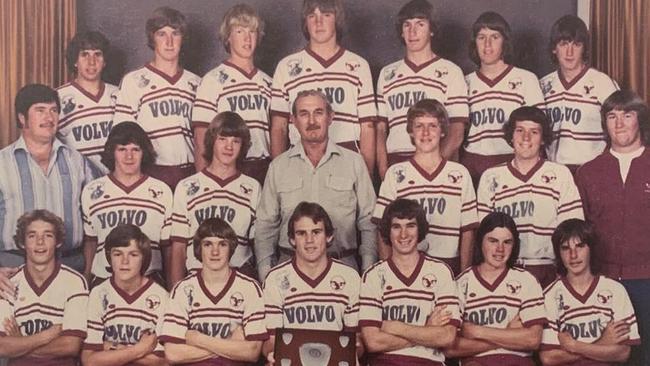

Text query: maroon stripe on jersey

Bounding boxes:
[222,84,270,95]
[305,46,345,68]
[193,99,218,110]
[188,191,254,213]
[428,224,461,237]
[494,184,560,201]
[15,307,64,319]
[67,293,88,302]
[140,85,195,102]
[560,307,614,324]
[464,299,521,312]
[384,77,446,95]
[545,93,601,107]
[369,353,445,365]
[467,130,505,143]
[104,307,158,321]
[189,313,241,322]
[59,107,114,129]
[89,199,166,217]
[285,73,361,91]
[469,94,525,106]
[358,319,382,328]
[145,64,185,84]
[148,130,193,140]
[104,313,158,324]
[284,297,349,307]
[397,186,462,197]
[159,335,185,344]
[82,343,104,351]
[61,329,87,338]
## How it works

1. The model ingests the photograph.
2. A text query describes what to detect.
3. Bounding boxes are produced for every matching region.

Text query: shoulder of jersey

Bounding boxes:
[542,277,563,295]
[342,49,370,65]
[83,175,111,194]
[170,272,199,296]
[455,266,474,281]
[445,160,472,175]
[266,259,293,278]
[234,270,262,288]
[145,175,173,194]
[148,279,170,295]
[380,59,404,76]
[436,57,464,74]
[331,259,362,278]
[361,259,388,280]
[60,264,89,288]
[422,253,455,275]
[56,82,74,92]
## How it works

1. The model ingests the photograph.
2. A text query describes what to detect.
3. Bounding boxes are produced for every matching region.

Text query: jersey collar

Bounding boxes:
[558,65,589,91]
[305,46,345,68]
[71,81,106,103]
[473,266,509,292]
[108,174,149,194]
[506,158,545,183]
[292,257,333,289]
[110,277,154,305]
[202,168,241,187]
[145,63,184,85]
[223,60,258,80]
[561,275,600,304]
[197,269,236,304]
[25,262,61,297]
[387,252,425,287]
[404,55,440,73]
[476,64,514,88]
[409,157,447,182]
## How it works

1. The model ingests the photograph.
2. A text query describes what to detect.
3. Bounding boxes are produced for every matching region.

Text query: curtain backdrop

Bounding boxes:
[0,0,76,148]
[591,0,649,102]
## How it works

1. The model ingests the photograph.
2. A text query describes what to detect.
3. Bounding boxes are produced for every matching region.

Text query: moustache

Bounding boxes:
[306,124,320,131]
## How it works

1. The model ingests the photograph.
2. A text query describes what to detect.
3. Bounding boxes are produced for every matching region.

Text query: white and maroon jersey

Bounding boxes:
[540,67,618,166]
[0,264,88,339]
[82,174,173,278]
[477,160,584,262]
[161,270,268,347]
[270,48,376,145]
[374,159,478,258]
[113,64,200,166]
[542,276,640,350]
[465,65,546,156]
[377,57,469,154]
[192,61,272,160]
[359,253,461,364]
[456,266,546,359]
[263,259,360,334]
[171,170,260,270]
[84,278,168,355]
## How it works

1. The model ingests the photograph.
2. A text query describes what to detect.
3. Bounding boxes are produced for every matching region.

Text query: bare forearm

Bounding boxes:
[131,353,168,366]
[359,121,376,174]
[30,335,81,358]
[164,343,214,364]
[377,231,392,261]
[193,126,208,172]
[168,241,187,290]
[270,116,288,158]
[441,122,465,161]
[444,336,497,358]
[82,346,148,366]
[459,230,474,272]
[194,333,261,362]
[376,121,388,180]
[83,238,98,280]
[470,325,541,351]
[362,327,412,353]
[539,349,582,365]
[0,333,52,358]
[383,322,456,348]
[572,341,630,363]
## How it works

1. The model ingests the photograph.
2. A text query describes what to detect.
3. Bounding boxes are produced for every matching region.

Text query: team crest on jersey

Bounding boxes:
[240,183,253,195]
[61,95,76,115]
[583,80,595,95]
[384,66,397,82]
[183,285,195,307]
[542,80,553,95]
[554,290,565,312]
[277,272,291,292]
[458,278,469,298]
[13,283,21,302]
[434,67,448,78]
[448,171,463,184]
[138,74,150,88]
[422,273,437,289]
[217,70,229,84]
[145,295,161,310]
[378,268,387,290]
[330,276,346,291]
[287,59,303,77]
[541,170,557,184]
[100,290,109,311]
[486,173,499,193]
[149,186,164,199]
[110,91,118,105]
[345,62,360,72]
[188,80,198,92]
[508,77,523,91]
[230,292,244,308]
[597,290,613,305]
[90,182,105,200]
[505,280,522,295]
[394,168,406,183]
[184,180,200,196]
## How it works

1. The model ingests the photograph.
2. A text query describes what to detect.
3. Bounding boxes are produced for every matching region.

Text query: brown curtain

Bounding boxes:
[0,0,76,148]
[591,0,650,102]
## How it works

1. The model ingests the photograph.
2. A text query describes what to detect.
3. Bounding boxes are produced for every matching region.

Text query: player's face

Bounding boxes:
[512,120,543,161]
[306,7,337,46]
[476,27,504,66]
[389,217,420,256]
[110,240,144,283]
[553,40,585,74]
[290,217,331,264]
[23,220,60,266]
[200,236,232,272]
[76,49,105,83]
[559,236,591,278]
[410,115,443,154]
[213,134,243,168]
[401,18,432,55]
[480,227,514,270]
[153,26,183,63]
[20,102,59,143]
[292,95,332,145]
[605,109,643,152]
[228,25,258,61]
[113,143,143,177]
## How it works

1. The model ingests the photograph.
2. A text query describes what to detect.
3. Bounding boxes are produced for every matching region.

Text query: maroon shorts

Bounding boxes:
[462,354,536,366]
[145,163,195,191]
[460,149,513,188]
[240,157,271,186]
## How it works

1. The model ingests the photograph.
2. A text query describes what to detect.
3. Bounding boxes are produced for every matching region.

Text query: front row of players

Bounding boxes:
[0,201,640,365]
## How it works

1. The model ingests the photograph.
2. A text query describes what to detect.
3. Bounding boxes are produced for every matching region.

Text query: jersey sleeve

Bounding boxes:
[262,272,284,335]
[459,167,479,231]
[61,277,89,338]
[81,185,97,239]
[556,166,584,222]
[356,59,377,123]
[519,70,546,110]
[518,273,546,327]
[358,266,384,328]
[433,264,462,328]
[246,182,261,244]
[0,299,13,336]
[343,272,361,331]
[113,73,140,123]
[444,65,469,123]
[153,288,169,353]
[242,280,268,341]
[595,73,619,103]
[270,61,291,118]
[83,287,106,350]
[376,67,389,123]
[170,181,192,243]
[192,71,220,128]
[373,166,399,222]
[476,170,496,221]
[612,281,641,345]
[160,283,191,344]
[541,287,561,349]
[159,185,174,247]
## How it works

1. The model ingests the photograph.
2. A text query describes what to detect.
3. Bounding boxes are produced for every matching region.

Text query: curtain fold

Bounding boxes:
[0,0,76,148]
[591,0,649,102]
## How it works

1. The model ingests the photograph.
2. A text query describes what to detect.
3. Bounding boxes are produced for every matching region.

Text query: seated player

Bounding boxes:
[445,212,545,365]
[81,224,168,366]
[360,198,460,365]
[0,210,88,365]
[262,202,362,363]
[162,218,267,365]
[374,99,478,276]
[540,219,640,365]
[170,112,260,287]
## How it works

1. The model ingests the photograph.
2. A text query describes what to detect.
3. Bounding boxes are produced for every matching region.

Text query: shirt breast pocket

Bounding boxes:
[326,176,356,209]
[278,178,303,216]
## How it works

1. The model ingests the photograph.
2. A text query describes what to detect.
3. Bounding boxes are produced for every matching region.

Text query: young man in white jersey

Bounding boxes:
[540,219,639,365]
[376,0,468,179]
[57,31,118,175]
[81,224,167,366]
[170,112,260,288]
[0,210,88,365]
[462,12,545,187]
[541,15,618,174]
[262,202,362,364]
[162,217,267,365]
[82,122,173,286]
[477,106,583,289]
[270,0,376,173]
[113,7,200,190]
[374,99,477,276]
[360,199,460,365]
[193,4,272,185]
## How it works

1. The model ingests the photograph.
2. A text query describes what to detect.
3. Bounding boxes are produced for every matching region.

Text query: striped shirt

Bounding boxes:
[0,136,96,252]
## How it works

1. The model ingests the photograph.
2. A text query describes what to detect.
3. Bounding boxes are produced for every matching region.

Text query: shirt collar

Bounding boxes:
[13,135,67,155]
[288,139,342,162]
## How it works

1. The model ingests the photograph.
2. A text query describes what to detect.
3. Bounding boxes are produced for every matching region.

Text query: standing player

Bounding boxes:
[374,99,477,276]
[169,112,260,288]
[82,122,173,285]
[376,0,468,178]
[57,31,118,175]
[477,106,583,288]
[81,225,168,366]
[540,219,639,365]
[463,12,545,186]
[540,15,618,173]
[270,0,376,173]
[0,210,88,364]
[262,202,361,362]
[113,7,200,190]
[360,199,460,365]
[445,212,545,365]
[192,4,272,185]
[162,218,267,364]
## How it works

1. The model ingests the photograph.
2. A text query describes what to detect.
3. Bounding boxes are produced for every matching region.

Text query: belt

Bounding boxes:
[516,258,555,266]
[279,246,357,260]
